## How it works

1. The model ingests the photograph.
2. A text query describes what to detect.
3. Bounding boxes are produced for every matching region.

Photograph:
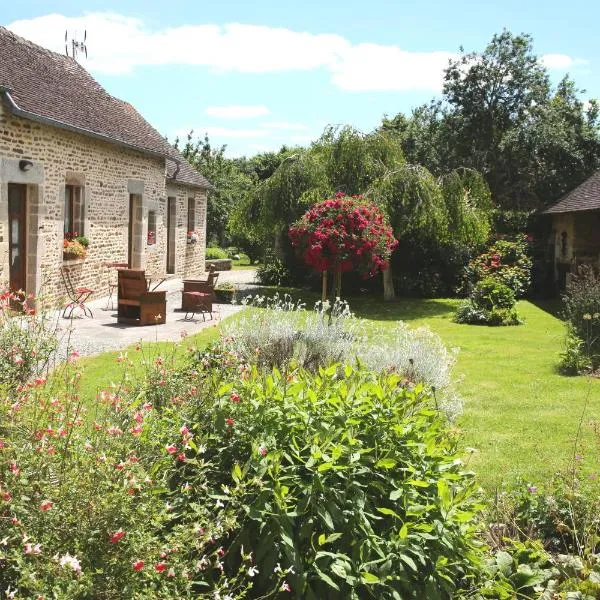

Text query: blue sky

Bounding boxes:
[2,0,599,156]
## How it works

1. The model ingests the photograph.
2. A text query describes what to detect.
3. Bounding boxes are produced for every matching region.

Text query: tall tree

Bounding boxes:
[176,132,253,245]
[383,30,600,210]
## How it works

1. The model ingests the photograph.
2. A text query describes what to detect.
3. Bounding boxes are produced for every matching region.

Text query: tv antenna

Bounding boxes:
[64,29,87,61]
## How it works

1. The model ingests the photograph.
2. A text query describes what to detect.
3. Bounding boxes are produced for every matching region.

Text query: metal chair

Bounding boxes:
[60,266,94,318]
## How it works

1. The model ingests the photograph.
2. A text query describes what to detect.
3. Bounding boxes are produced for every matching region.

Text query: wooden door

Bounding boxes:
[166,197,175,274]
[128,194,134,268]
[8,184,27,298]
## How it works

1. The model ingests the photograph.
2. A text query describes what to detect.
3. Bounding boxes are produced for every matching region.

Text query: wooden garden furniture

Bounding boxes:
[117,269,166,326]
[180,266,219,320]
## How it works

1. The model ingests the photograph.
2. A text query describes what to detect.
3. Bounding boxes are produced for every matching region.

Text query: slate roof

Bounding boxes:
[166,151,212,189]
[545,170,600,214]
[0,26,209,189]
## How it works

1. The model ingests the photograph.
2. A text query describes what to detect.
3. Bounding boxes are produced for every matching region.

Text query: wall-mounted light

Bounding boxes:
[19,159,33,172]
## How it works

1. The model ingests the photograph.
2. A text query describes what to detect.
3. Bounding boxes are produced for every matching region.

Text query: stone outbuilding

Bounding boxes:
[544,170,600,289]
[0,27,210,305]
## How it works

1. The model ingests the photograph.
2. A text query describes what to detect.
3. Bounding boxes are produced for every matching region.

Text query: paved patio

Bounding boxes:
[55,269,258,359]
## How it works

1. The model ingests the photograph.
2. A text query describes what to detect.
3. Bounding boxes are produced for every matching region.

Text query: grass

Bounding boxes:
[347,296,600,490]
[70,325,220,404]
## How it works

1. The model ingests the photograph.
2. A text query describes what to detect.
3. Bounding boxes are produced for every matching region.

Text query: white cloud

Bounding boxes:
[264,121,307,130]
[540,53,589,70]
[9,13,588,94]
[205,105,270,119]
[6,12,451,91]
[331,44,455,91]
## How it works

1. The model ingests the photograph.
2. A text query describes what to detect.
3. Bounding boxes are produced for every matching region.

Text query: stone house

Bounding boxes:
[544,170,600,289]
[0,27,210,305]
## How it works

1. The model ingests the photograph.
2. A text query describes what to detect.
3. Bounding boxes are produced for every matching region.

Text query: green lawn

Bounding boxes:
[348,297,600,490]
[71,293,599,491]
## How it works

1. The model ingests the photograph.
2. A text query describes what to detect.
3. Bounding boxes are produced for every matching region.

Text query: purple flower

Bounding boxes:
[527,486,537,493]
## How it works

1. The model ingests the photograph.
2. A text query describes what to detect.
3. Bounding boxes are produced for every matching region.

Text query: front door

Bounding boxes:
[8,183,27,299]
[166,197,175,274]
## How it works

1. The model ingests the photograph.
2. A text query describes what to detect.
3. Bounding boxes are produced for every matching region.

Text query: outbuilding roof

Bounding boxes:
[545,170,600,214]
[0,26,209,189]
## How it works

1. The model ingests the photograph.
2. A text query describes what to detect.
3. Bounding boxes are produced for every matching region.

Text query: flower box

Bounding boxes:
[187,231,199,244]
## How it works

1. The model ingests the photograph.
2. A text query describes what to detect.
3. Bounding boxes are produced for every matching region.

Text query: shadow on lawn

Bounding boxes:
[349,296,457,322]
[528,296,564,320]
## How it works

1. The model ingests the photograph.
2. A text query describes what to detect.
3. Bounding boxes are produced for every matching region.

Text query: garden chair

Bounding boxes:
[117,269,166,326]
[180,266,219,320]
[60,266,94,318]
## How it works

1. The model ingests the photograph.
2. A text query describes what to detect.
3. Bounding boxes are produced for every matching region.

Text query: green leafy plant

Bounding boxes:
[256,254,291,286]
[183,361,484,599]
[205,246,229,259]
[562,265,600,371]
[456,277,520,326]
[558,327,593,375]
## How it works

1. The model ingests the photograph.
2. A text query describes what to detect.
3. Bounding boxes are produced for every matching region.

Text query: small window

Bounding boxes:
[187,198,195,233]
[64,185,84,238]
[147,210,157,246]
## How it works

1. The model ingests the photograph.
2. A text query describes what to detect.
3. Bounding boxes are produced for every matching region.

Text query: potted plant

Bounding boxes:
[187,231,199,244]
[63,237,87,261]
[214,282,236,304]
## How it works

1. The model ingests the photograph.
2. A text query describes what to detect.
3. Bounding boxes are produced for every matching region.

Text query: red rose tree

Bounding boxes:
[289,193,398,299]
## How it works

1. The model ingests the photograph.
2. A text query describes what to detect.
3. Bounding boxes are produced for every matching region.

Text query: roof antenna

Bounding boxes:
[65,29,87,61]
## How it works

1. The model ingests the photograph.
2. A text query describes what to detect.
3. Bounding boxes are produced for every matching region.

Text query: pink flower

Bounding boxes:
[110,529,126,544]
[230,392,241,403]
[133,560,144,572]
[133,411,144,424]
[155,561,167,573]
[39,500,53,511]
[258,445,268,457]
[225,418,235,427]
[165,443,177,454]
[24,543,41,555]
[180,424,190,437]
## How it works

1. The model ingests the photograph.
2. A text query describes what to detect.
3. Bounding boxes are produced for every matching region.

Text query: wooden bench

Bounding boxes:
[117,269,166,326]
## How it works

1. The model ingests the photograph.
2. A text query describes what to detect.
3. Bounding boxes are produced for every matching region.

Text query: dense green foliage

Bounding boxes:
[561,266,600,372]
[455,278,520,326]
[382,31,600,211]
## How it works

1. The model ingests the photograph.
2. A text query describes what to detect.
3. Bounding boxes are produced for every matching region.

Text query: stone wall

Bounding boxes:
[0,98,207,306]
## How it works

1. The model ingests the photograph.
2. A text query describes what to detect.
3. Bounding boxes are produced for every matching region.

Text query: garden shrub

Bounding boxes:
[558,326,593,375]
[455,278,520,326]
[183,361,484,599]
[205,246,229,259]
[0,346,249,598]
[256,253,291,286]
[464,235,533,298]
[562,265,600,371]
[0,291,58,390]
[222,295,463,418]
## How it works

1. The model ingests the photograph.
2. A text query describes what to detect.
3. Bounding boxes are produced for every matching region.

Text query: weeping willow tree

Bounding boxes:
[369,165,492,299]
[230,124,491,301]
[440,168,493,245]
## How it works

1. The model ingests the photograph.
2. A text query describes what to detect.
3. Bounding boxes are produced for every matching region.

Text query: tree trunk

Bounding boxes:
[333,267,342,299]
[383,266,395,301]
[321,271,328,302]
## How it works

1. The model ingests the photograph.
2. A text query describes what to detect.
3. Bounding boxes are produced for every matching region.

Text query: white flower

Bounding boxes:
[248,565,259,577]
[59,552,82,573]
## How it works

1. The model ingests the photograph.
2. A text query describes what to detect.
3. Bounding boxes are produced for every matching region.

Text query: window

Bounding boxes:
[64,185,84,238]
[187,198,195,233]
[147,210,157,246]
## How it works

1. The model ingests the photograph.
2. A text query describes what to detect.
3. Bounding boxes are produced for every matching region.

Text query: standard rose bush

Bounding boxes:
[289,194,397,295]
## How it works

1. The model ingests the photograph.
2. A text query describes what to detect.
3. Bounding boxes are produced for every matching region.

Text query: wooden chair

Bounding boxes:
[117,269,166,326]
[180,266,219,320]
[61,266,94,318]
